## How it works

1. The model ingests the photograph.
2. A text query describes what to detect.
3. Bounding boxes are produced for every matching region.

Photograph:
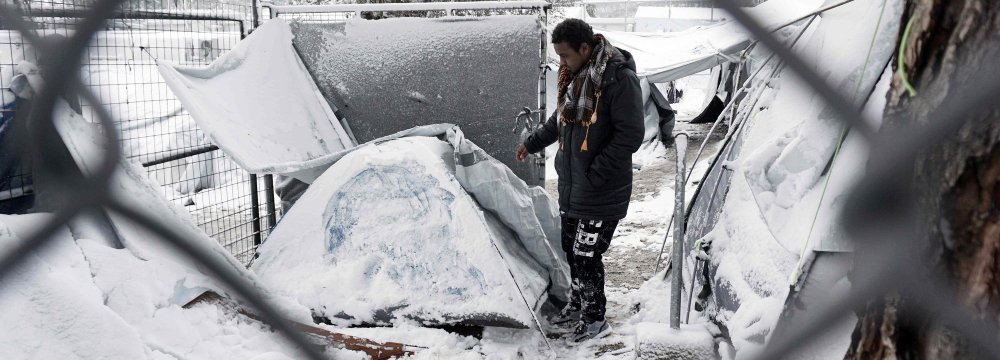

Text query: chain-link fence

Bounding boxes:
[1,0,998,359]
[0,0,277,264]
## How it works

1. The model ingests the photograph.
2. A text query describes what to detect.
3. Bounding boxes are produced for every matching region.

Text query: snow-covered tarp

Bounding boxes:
[253,124,568,328]
[553,0,823,83]
[680,0,903,356]
[158,19,353,183]
[634,6,730,33]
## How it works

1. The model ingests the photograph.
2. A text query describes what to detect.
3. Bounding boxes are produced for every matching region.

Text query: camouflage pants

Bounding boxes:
[561,216,619,323]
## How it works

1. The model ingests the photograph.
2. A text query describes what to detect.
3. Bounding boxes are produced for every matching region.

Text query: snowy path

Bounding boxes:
[545,120,725,290]
[529,119,726,358]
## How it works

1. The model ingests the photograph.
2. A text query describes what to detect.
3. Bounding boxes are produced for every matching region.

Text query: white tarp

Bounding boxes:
[634,6,730,33]
[682,0,903,355]
[252,124,569,328]
[158,19,353,181]
[551,0,823,83]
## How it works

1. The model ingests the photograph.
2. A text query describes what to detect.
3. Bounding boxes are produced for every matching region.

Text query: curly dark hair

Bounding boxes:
[551,18,596,52]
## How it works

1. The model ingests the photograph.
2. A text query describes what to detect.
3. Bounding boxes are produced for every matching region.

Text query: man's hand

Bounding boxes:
[515,143,529,162]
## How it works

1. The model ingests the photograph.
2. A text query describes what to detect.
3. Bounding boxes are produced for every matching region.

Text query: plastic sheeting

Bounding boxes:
[289,16,543,186]
[252,124,568,328]
[680,0,903,351]
[158,19,353,182]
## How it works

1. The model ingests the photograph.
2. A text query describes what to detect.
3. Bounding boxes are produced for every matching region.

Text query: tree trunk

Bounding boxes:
[846,0,1000,359]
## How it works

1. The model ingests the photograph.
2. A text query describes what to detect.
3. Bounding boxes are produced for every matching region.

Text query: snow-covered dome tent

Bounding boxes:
[251,125,569,328]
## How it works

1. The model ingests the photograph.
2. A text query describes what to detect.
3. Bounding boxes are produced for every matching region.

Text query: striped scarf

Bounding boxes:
[557,34,618,151]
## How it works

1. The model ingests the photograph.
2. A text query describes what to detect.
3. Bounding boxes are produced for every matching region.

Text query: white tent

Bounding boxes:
[550,0,823,83]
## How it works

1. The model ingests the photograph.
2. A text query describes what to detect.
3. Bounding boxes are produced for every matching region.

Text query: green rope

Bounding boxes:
[898,16,918,97]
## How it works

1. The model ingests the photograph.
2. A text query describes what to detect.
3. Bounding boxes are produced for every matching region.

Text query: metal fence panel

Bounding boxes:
[0,0,277,264]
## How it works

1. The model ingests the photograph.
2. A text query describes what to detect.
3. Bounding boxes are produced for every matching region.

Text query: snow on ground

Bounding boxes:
[0,123,723,359]
[0,213,364,359]
[670,71,711,120]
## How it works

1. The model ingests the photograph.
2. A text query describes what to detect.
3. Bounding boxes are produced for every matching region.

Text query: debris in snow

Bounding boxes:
[183,291,417,359]
[335,81,350,96]
[406,90,429,103]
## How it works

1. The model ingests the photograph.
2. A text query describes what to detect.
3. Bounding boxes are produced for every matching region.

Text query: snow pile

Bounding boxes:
[0,213,366,359]
[0,94,373,358]
[0,214,146,360]
[635,322,717,360]
[252,129,562,328]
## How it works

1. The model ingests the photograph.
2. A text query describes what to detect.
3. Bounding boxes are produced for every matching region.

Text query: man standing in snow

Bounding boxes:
[516,18,643,342]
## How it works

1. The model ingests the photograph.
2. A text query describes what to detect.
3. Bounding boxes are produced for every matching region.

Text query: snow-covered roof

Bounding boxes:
[552,0,824,83]
[634,6,733,21]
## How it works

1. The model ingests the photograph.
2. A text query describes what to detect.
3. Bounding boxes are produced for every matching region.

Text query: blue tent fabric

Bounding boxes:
[0,99,34,214]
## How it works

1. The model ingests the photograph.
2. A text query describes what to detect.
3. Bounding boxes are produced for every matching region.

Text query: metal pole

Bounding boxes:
[141,145,218,168]
[251,0,260,29]
[264,174,277,229]
[624,0,631,31]
[535,7,548,186]
[249,174,262,247]
[670,133,689,330]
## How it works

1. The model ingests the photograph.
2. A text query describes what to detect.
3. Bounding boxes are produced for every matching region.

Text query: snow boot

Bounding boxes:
[548,303,581,327]
[570,319,612,343]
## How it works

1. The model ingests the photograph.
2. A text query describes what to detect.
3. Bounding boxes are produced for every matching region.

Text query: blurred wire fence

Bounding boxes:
[0,0,277,265]
[0,0,998,359]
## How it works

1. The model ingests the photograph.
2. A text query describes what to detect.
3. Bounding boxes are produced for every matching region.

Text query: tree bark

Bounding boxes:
[846,0,1000,359]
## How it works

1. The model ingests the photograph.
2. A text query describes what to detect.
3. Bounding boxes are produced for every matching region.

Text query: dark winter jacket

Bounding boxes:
[524,48,644,220]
